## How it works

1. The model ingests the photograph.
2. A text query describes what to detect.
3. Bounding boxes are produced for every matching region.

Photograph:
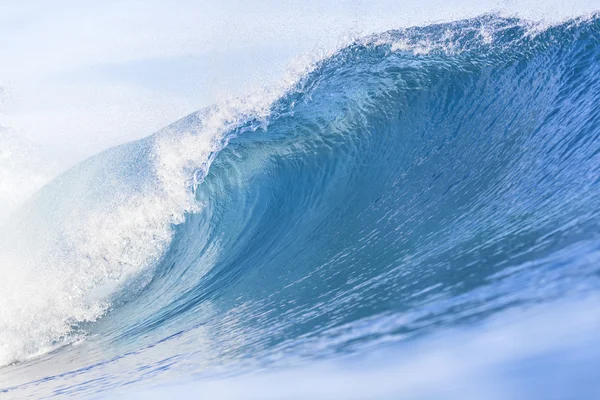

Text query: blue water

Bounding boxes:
[1,14,600,399]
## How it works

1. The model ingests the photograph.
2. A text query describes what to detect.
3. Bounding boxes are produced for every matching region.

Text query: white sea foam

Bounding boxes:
[0,66,317,366]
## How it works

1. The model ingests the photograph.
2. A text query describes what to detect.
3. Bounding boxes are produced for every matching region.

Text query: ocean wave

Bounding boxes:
[1,14,600,398]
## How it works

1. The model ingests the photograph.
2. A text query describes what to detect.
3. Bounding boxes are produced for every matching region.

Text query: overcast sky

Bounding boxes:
[0,0,597,168]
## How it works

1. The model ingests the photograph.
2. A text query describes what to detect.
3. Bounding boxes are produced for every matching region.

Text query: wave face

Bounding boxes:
[2,14,600,398]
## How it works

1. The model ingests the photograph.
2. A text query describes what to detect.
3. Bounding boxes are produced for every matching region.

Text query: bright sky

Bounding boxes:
[0,0,598,168]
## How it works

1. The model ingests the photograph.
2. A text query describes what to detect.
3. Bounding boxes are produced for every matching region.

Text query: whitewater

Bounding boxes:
[1,9,600,400]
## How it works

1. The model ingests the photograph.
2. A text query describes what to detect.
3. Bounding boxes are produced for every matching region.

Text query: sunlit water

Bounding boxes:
[1,14,600,399]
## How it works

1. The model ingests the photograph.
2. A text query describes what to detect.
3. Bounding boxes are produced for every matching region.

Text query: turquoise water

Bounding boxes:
[1,15,600,399]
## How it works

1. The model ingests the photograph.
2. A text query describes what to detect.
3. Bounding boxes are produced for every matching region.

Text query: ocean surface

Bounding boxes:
[1,14,600,399]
